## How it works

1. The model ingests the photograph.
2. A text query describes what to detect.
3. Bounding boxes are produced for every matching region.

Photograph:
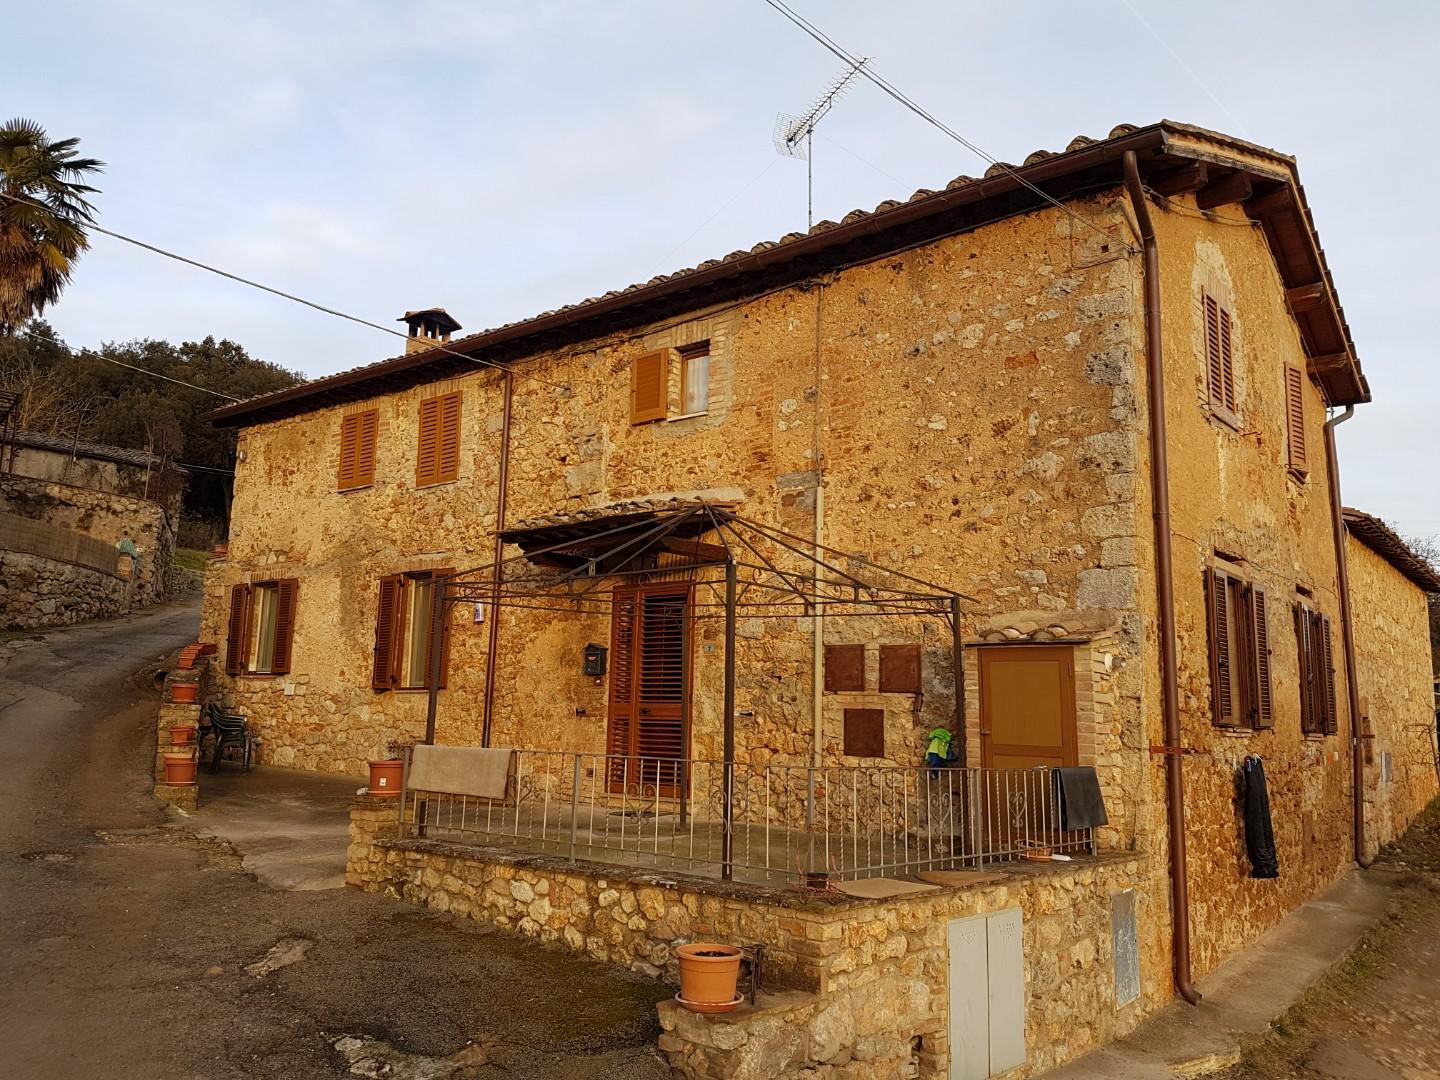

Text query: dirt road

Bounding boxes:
[0,601,670,1079]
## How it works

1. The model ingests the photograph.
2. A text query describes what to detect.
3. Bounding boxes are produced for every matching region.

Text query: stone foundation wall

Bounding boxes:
[0,550,132,629]
[347,799,1165,1078]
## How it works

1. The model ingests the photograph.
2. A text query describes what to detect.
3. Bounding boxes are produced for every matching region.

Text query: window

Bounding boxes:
[679,342,710,416]
[879,644,922,694]
[337,409,379,490]
[1203,292,1238,422]
[843,708,885,758]
[224,580,298,676]
[415,391,461,486]
[1295,601,1337,736]
[629,341,712,424]
[1284,365,1308,475]
[1204,567,1272,729]
[372,570,453,691]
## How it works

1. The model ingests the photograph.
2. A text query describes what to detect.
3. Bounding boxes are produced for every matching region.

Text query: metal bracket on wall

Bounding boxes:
[1148,744,1207,757]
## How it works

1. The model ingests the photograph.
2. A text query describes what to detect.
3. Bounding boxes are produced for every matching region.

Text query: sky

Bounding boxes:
[7,0,1439,539]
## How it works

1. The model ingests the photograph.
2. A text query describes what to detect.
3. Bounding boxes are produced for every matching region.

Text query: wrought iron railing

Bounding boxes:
[397,750,1094,887]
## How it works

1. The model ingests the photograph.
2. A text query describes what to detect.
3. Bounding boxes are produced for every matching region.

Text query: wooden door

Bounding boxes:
[607,583,691,796]
[978,646,1077,770]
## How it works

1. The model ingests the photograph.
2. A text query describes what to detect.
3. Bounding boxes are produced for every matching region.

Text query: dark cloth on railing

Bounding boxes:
[1052,767,1108,830]
[1241,755,1280,879]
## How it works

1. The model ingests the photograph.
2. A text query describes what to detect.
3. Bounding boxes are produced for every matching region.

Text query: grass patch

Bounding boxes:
[173,547,210,573]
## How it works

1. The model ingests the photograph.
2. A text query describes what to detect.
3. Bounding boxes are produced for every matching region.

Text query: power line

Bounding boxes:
[0,190,569,392]
[174,460,235,475]
[758,0,1137,254]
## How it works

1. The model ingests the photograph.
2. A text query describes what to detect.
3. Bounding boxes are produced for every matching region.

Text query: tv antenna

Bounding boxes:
[772,57,869,229]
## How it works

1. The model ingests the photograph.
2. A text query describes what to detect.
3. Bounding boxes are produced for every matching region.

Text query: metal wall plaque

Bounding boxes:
[1112,889,1140,1007]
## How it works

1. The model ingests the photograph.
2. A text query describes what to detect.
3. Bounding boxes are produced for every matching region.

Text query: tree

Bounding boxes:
[0,118,103,335]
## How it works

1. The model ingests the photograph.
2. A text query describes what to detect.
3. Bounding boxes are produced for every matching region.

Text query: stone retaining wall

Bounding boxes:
[0,549,133,629]
[347,799,1165,1078]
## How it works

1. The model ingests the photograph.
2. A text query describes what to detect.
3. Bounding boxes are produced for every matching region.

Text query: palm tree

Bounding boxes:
[0,118,103,335]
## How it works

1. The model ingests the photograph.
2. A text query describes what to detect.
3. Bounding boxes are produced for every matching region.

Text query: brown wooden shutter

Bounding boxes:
[1284,366,1307,472]
[1219,306,1236,412]
[423,569,455,689]
[630,350,668,424]
[271,578,299,675]
[372,575,402,690]
[1204,294,1237,414]
[436,393,461,483]
[225,584,251,675]
[1250,585,1272,728]
[1321,614,1338,735]
[337,414,360,489]
[824,643,865,692]
[879,644,922,694]
[1296,603,1317,734]
[415,397,441,485]
[1206,568,1237,726]
[606,587,638,789]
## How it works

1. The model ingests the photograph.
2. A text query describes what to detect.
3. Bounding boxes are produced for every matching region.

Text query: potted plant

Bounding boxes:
[164,750,198,786]
[169,681,199,704]
[367,740,409,797]
[169,725,195,747]
[676,943,744,1014]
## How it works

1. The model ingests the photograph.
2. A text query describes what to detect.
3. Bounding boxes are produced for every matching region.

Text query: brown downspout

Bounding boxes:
[1323,406,1372,867]
[1123,151,1202,1005]
[480,368,515,747]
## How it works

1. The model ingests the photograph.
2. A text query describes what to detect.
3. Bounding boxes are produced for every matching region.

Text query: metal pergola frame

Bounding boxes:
[418,501,972,879]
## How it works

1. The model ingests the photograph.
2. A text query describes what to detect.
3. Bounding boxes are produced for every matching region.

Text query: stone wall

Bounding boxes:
[0,550,132,629]
[347,799,1164,1079]
[201,194,1149,809]
[1345,535,1439,849]
[0,473,176,612]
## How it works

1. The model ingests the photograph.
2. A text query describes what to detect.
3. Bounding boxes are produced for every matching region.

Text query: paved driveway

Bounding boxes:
[0,600,670,1079]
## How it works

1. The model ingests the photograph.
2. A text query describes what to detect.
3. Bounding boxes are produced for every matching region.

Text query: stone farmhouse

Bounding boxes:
[0,417,184,629]
[201,121,1438,1078]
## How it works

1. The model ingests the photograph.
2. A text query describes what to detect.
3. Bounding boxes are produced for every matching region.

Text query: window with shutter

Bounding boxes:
[1204,292,1238,421]
[225,579,299,675]
[843,708,886,758]
[1295,601,1337,736]
[630,350,669,424]
[1321,614,1338,736]
[1284,366,1307,475]
[372,574,402,690]
[337,410,379,490]
[678,341,710,416]
[415,392,461,486]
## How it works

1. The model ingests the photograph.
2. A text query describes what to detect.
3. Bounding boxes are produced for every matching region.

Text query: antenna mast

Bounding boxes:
[773,58,869,229]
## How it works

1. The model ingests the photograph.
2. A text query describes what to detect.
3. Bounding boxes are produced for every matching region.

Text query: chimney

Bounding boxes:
[399,308,463,355]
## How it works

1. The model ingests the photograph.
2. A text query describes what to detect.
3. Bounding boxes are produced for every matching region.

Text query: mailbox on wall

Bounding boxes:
[583,643,607,678]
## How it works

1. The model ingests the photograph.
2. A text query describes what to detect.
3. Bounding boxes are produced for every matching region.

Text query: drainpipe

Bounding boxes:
[1123,151,1202,1005]
[1323,406,1372,867]
[481,368,515,748]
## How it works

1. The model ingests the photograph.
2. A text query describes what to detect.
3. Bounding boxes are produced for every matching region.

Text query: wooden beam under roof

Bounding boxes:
[1286,282,1328,315]
[1307,352,1351,375]
[1195,170,1254,211]
[1149,160,1208,197]
[1244,184,1293,219]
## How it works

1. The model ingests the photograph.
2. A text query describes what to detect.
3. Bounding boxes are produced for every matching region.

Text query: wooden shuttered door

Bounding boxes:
[606,583,690,795]
[337,410,379,490]
[225,583,251,675]
[416,391,462,486]
[1204,293,1236,415]
[629,350,668,424]
[1205,568,1271,729]
[1284,366,1307,472]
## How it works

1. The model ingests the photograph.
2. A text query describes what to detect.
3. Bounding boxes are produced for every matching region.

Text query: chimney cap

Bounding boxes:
[398,308,463,335]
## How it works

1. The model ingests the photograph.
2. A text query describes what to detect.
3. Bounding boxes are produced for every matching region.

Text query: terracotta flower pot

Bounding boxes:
[169,682,199,704]
[676,943,744,1014]
[169,725,195,747]
[164,752,197,787]
[368,758,404,797]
